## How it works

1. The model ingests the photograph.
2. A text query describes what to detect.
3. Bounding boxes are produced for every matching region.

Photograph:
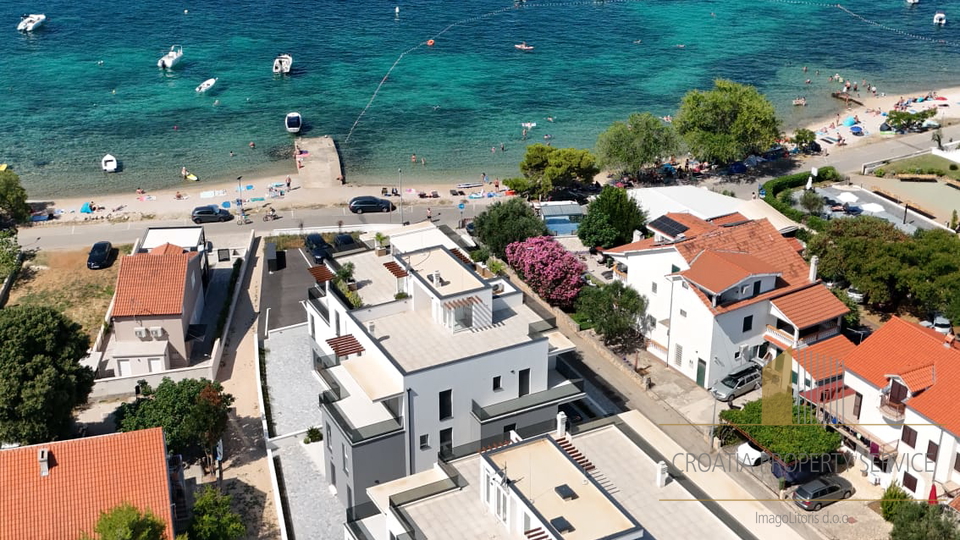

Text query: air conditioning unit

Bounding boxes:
[134,327,148,338]
[149,327,164,338]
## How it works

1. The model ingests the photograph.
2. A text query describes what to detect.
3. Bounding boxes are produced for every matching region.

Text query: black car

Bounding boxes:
[334,234,358,250]
[86,241,113,270]
[348,196,392,214]
[191,205,232,224]
[305,233,332,264]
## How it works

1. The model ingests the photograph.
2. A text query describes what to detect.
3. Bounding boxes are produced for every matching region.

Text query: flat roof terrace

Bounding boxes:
[487,437,638,540]
[400,246,484,297]
[370,302,545,372]
[340,250,403,306]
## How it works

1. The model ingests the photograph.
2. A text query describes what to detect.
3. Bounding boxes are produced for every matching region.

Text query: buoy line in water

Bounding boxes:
[345,0,960,144]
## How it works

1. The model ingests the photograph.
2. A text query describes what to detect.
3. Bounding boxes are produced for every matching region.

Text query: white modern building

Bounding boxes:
[345,411,744,540]
[822,317,960,507]
[627,186,799,234]
[603,214,847,389]
[304,223,583,510]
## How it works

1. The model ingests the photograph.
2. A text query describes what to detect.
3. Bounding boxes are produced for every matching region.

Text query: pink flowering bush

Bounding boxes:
[505,236,585,309]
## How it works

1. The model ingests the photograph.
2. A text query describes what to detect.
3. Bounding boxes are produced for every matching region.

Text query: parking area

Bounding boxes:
[259,244,314,336]
[263,324,324,437]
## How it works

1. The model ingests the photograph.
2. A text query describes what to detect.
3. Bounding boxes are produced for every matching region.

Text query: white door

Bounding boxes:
[117,359,131,377]
[148,357,163,373]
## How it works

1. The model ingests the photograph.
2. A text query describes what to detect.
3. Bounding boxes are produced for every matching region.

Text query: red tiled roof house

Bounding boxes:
[0,428,178,540]
[105,243,204,377]
[603,215,847,389]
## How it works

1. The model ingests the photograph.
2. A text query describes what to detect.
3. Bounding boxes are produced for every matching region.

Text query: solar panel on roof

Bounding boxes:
[649,215,689,237]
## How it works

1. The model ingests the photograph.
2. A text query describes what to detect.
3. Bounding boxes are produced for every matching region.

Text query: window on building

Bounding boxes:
[679,309,687,317]
[671,264,680,273]
[326,423,332,450]
[791,371,798,385]
[439,389,453,420]
[928,441,940,463]
[342,443,349,474]
[853,393,863,420]
[651,282,658,294]
[753,280,761,296]
[902,472,918,492]
[419,434,430,449]
[681,281,689,289]
[742,315,753,332]
[454,305,473,330]
[954,453,960,473]
[493,376,502,391]
[308,315,314,337]
[674,344,683,367]
[902,426,918,448]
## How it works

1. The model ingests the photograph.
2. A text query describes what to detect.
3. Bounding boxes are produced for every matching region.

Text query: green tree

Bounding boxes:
[518,145,599,198]
[799,189,823,215]
[890,502,960,540]
[831,289,860,328]
[473,198,548,258]
[595,112,680,173]
[0,306,94,444]
[80,503,167,540]
[719,398,842,458]
[792,128,816,149]
[880,483,910,522]
[577,186,646,248]
[0,228,20,276]
[886,109,938,132]
[189,487,246,540]
[576,281,648,349]
[0,168,29,224]
[501,177,536,197]
[674,79,781,163]
[115,377,234,458]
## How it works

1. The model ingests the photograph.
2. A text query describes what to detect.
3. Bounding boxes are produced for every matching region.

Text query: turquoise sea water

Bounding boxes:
[2,0,960,197]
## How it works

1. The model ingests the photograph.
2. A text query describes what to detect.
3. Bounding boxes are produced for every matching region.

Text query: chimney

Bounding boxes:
[433,270,441,286]
[632,230,642,242]
[809,255,819,284]
[38,449,49,477]
[368,321,376,337]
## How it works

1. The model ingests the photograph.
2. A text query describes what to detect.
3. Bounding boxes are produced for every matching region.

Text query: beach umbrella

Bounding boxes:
[862,203,884,213]
[929,484,938,505]
[837,192,859,203]
[843,116,857,127]
[850,126,863,136]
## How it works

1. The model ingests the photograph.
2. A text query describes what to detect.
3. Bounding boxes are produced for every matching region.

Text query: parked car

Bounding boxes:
[846,287,864,304]
[709,363,762,402]
[348,196,392,214]
[793,477,853,511]
[334,233,358,250]
[304,233,332,264]
[735,440,769,466]
[920,315,953,335]
[191,205,232,224]
[86,241,113,270]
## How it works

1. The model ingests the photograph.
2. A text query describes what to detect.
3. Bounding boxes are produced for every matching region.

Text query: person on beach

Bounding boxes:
[286,176,292,191]
[421,157,426,166]
[426,207,432,221]
[136,187,145,195]
[494,178,500,191]
[411,153,417,163]
[229,151,234,157]
[249,141,256,148]
[175,191,183,200]
[500,142,505,151]
[491,146,496,153]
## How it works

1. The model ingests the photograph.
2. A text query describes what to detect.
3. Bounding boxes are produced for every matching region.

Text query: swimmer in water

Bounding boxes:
[633,39,642,44]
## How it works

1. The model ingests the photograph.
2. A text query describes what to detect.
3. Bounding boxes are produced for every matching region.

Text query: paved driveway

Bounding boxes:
[264,324,325,437]
[259,244,315,335]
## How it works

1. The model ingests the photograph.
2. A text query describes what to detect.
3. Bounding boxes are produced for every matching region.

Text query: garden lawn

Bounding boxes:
[881,155,960,181]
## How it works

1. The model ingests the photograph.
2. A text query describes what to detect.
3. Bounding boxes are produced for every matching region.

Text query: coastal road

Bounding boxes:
[807,121,960,175]
[19,204,470,252]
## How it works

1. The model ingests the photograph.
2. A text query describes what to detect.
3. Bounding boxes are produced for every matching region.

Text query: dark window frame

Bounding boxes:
[927,440,940,463]
[742,315,753,333]
[493,376,502,391]
[902,471,918,492]
[439,389,453,421]
[901,425,918,448]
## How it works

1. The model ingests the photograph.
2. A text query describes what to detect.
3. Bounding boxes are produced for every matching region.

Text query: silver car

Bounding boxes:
[709,364,761,402]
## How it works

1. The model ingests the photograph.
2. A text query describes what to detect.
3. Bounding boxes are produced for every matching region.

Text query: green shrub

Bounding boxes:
[761,167,840,226]
[950,164,958,171]
[570,311,595,331]
[880,483,910,522]
[394,292,409,300]
[874,168,886,177]
[806,215,828,232]
[470,246,490,263]
[304,426,322,444]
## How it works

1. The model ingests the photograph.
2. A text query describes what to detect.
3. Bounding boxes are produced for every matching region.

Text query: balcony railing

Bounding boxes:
[472,379,584,422]
[528,317,557,339]
[319,397,403,445]
[765,324,796,346]
[797,323,840,347]
[879,395,906,420]
[439,417,557,462]
[307,287,329,323]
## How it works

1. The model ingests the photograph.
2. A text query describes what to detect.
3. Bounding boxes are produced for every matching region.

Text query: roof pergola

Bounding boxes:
[309,265,335,283]
[383,261,409,278]
[326,335,365,357]
[443,296,480,310]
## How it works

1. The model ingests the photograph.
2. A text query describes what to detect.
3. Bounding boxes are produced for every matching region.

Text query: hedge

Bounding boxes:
[762,167,840,233]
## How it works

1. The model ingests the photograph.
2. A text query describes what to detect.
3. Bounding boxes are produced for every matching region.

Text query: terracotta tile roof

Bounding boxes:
[772,284,850,329]
[680,250,779,294]
[327,334,365,357]
[786,237,805,254]
[112,249,197,318]
[709,212,749,226]
[799,380,856,404]
[601,237,660,254]
[843,316,960,435]
[794,334,856,381]
[383,261,409,278]
[0,428,173,540]
[309,265,335,283]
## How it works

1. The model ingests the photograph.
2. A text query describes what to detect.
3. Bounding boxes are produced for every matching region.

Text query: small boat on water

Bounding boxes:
[285,112,302,133]
[101,154,117,173]
[17,13,46,32]
[514,41,534,51]
[521,122,536,129]
[793,97,807,106]
[907,0,919,4]
[273,54,293,74]
[195,77,217,93]
[934,11,946,25]
[158,45,183,69]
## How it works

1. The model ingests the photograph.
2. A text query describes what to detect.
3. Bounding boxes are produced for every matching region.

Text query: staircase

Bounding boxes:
[555,437,595,472]
[589,468,620,495]
[525,527,549,540]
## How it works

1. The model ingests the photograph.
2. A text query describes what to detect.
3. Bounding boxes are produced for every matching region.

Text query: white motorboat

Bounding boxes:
[195,77,217,93]
[157,45,183,69]
[514,41,534,51]
[17,13,46,32]
[273,54,293,74]
[285,112,302,133]
[907,0,919,4]
[934,11,947,25]
[101,154,118,173]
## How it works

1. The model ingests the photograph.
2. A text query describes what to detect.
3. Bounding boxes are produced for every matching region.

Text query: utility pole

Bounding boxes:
[398,168,404,224]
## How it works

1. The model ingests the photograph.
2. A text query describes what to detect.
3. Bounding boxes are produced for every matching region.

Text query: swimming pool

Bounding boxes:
[545,216,580,236]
